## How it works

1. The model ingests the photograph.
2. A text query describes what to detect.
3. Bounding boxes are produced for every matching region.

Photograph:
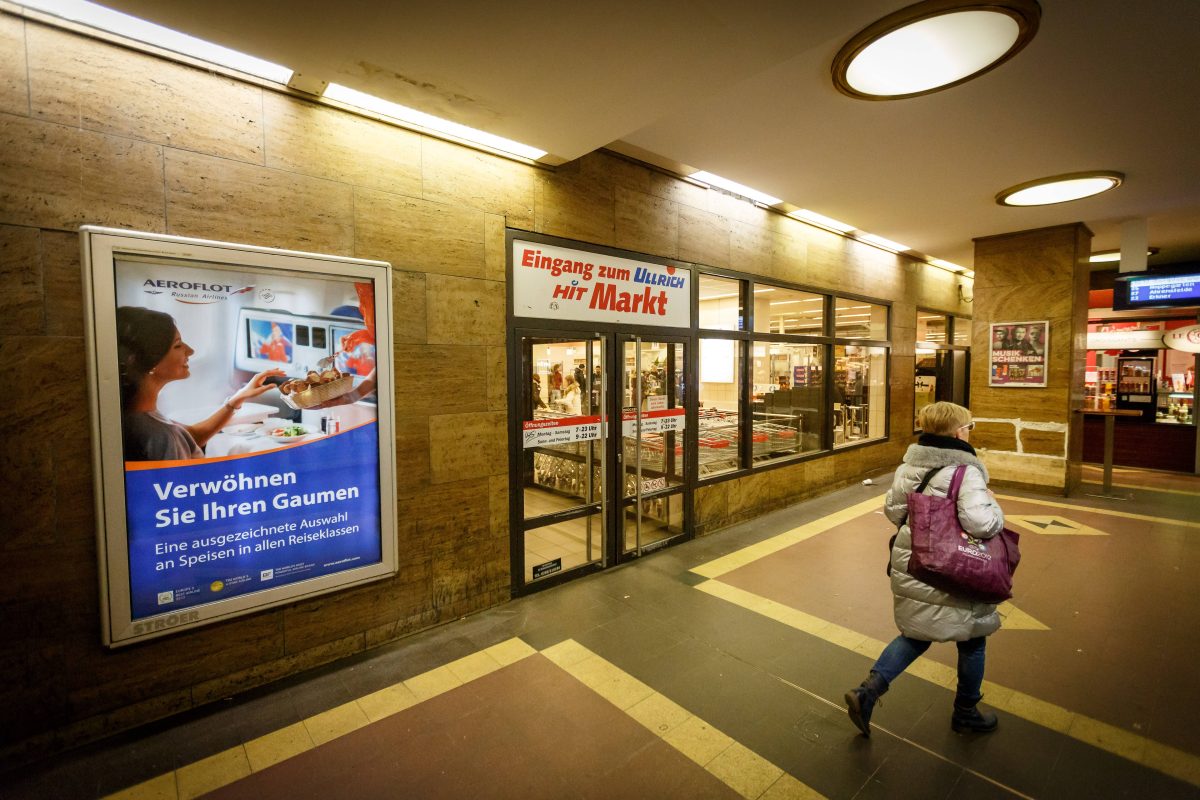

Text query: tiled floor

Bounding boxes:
[4,465,1198,799]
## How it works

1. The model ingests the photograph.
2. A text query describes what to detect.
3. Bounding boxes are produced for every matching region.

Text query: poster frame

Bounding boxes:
[81,227,398,647]
[988,319,1049,388]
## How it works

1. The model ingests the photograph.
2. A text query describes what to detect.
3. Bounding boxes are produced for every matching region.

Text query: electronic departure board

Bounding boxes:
[1114,272,1200,310]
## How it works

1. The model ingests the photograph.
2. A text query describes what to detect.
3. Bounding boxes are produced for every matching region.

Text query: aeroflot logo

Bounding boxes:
[143,278,255,305]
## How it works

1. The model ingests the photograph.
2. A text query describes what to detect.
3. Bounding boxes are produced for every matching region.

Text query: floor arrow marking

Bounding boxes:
[1007,514,1109,536]
[997,600,1050,631]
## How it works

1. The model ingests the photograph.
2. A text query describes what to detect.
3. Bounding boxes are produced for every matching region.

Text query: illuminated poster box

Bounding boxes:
[81,228,397,647]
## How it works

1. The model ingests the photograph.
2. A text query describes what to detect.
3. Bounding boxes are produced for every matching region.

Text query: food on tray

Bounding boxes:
[277,368,355,409]
[270,425,308,439]
[279,368,346,396]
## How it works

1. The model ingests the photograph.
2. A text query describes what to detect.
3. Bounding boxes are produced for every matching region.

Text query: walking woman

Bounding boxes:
[845,401,1006,736]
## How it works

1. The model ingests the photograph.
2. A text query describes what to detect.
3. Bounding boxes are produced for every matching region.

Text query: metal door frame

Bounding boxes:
[612,332,691,564]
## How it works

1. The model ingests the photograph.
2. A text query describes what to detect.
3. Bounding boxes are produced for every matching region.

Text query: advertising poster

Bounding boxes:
[989,320,1049,388]
[83,228,397,646]
[511,239,690,328]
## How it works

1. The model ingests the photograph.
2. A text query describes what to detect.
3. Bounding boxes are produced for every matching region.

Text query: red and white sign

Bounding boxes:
[522,415,604,448]
[622,408,686,436]
[1163,324,1200,354]
[512,240,690,328]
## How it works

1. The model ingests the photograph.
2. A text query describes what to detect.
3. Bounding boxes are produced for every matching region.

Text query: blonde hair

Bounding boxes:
[918,401,972,436]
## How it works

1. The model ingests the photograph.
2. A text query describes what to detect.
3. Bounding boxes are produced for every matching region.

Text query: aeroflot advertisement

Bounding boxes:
[511,240,691,328]
[84,229,396,645]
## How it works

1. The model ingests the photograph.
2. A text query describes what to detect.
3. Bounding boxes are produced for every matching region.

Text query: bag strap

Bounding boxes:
[946,464,968,501]
[914,466,943,495]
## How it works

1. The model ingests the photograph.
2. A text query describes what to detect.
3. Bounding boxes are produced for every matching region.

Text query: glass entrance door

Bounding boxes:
[619,336,687,558]
[517,335,607,586]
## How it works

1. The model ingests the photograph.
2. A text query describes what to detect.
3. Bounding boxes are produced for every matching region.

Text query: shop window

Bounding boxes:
[916,312,948,344]
[834,345,888,446]
[753,286,825,335]
[698,337,742,475]
[953,316,972,346]
[834,298,887,339]
[751,341,826,461]
[698,274,743,330]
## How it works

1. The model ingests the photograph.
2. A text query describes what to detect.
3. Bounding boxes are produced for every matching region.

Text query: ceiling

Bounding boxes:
[96,0,1200,271]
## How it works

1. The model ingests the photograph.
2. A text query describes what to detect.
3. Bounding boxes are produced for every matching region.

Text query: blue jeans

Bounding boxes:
[872,635,987,707]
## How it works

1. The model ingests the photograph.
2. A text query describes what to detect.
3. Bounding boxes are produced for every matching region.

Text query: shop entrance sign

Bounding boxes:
[82,228,398,646]
[511,240,690,328]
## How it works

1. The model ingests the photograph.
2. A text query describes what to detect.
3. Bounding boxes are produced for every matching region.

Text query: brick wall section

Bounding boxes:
[0,13,969,762]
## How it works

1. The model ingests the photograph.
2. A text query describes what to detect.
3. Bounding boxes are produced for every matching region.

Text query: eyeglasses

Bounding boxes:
[959,422,976,431]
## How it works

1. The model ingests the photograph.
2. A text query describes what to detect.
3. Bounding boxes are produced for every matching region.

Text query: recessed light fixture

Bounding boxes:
[857,233,910,253]
[17,0,292,83]
[689,171,782,206]
[832,0,1041,100]
[1089,247,1158,264]
[324,84,546,161]
[788,209,856,233]
[930,258,968,274]
[995,171,1124,206]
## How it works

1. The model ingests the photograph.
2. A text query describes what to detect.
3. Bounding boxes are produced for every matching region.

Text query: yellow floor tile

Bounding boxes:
[102,772,177,800]
[356,681,420,723]
[562,653,654,710]
[662,714,734,767]
[705,741,784,800]
[485,637,538,666]
[404,665,464,702]
[625,691,693,737]
[1068,715,1148,762]
[540,639,594,668]
[243,721,314,772]
[1142,739,1200,787]
[445,649,504,683]
[759,772,828,800]
[175,746,250,800]
[303,701,370,746]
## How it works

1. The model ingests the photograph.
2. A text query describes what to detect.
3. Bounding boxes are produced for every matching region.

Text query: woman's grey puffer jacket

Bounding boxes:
[884,443,1006,642]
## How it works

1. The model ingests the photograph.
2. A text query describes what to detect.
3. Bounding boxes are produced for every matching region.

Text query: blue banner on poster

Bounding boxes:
[124,423,382,619]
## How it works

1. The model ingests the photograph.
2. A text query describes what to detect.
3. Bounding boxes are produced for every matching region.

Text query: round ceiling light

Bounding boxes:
[832,0,1041,100]
[995,171,1124,206]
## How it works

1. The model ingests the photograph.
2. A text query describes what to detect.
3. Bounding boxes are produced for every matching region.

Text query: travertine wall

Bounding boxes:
[970,224,1092,492]
[0,13,969,761]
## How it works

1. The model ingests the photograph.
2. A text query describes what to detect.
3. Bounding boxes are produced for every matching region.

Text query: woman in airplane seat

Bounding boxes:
[117,306,284,462]
[844,401,1006,738]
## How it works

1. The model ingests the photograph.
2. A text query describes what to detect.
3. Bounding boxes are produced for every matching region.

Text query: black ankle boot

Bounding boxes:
[845,671,888,737]
[951,702,998,733]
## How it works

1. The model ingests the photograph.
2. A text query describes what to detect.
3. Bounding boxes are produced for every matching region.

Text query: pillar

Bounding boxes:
[970,223,1092,494]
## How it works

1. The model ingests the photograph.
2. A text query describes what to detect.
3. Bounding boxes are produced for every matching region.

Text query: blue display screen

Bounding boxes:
[1126,274,1200,305]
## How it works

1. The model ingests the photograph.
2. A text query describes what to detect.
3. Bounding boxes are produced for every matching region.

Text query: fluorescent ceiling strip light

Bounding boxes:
[689,171,782,206]
[325,83,546,160]
[18,0,292,83]
[788,209,856,233]
[857,233,910,253]
[930,258,968,274]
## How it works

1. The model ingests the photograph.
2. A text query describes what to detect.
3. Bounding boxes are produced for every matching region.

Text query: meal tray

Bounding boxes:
[280,375,354,410]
